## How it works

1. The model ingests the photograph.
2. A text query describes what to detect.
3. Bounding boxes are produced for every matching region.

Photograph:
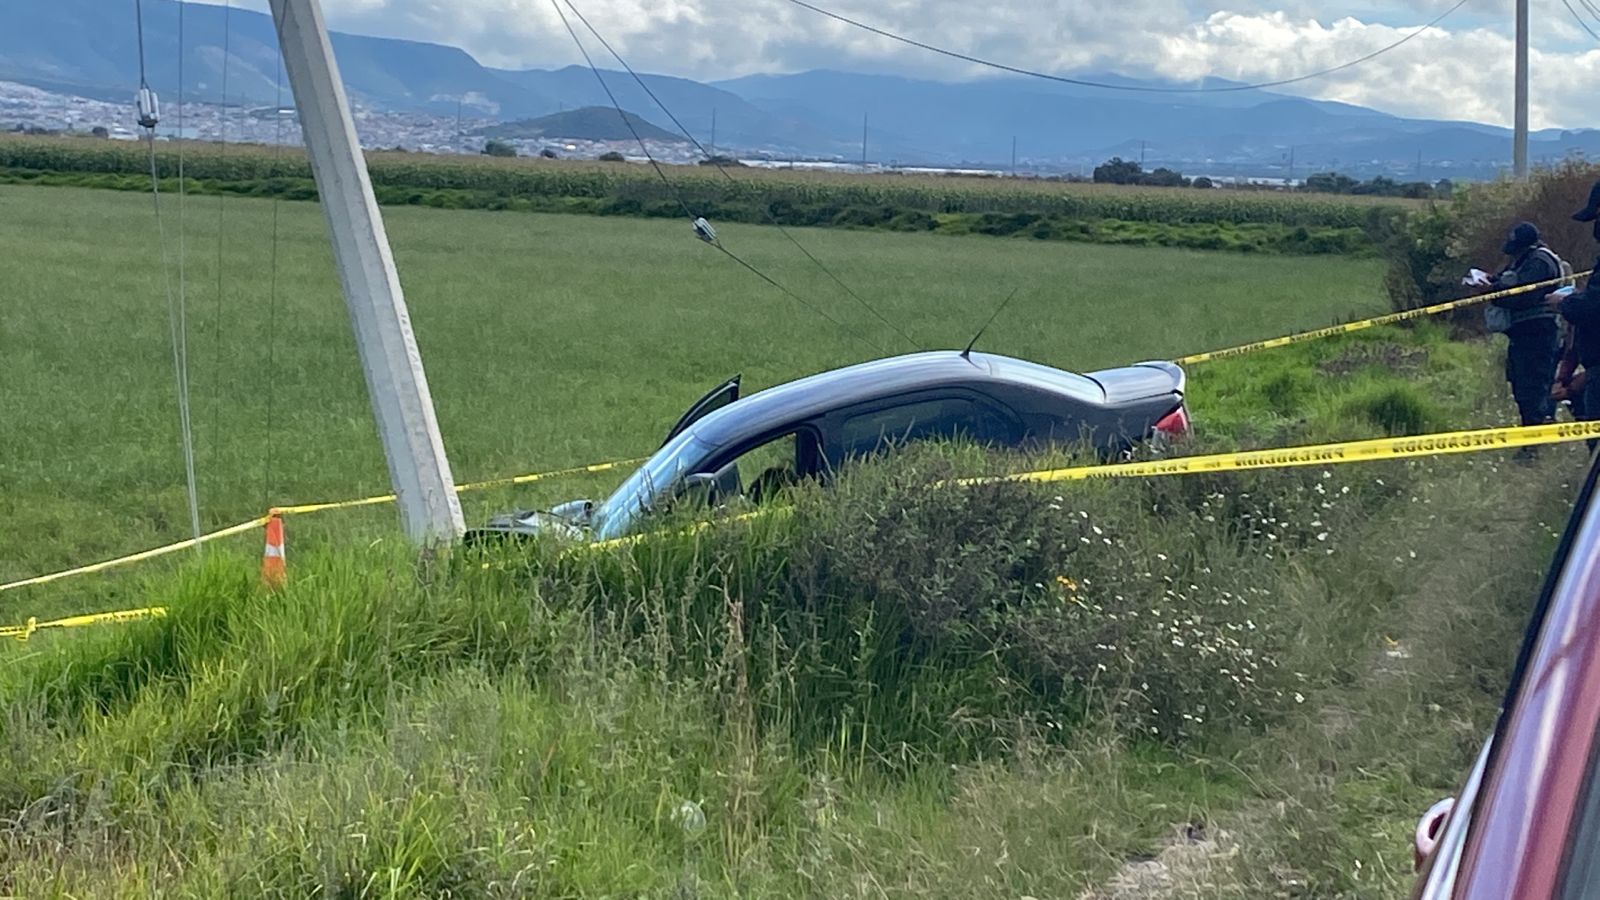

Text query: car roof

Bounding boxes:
[686,350,1105,448]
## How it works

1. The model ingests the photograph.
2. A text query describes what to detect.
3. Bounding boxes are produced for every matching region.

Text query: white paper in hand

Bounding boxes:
[1462,268,1494,287]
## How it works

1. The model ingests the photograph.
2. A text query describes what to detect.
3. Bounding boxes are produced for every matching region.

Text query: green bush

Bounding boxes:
[1339,383,1441,435]
[1382,161,1600,323]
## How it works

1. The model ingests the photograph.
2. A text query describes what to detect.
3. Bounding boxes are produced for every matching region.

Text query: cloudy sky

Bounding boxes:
[231,0,1600,128]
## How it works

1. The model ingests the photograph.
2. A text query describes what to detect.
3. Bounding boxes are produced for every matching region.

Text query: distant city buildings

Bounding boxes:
[0,80,706,164]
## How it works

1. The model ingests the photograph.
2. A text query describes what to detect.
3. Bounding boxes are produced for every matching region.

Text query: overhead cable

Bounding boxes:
[548,0,889,354]
[561,0,922,351]
[1561,0,1600,42]
[779,0,1470,93]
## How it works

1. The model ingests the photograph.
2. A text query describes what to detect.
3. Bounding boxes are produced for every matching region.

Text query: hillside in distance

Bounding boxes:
[477,107,685,144]
[5,0,1596,176]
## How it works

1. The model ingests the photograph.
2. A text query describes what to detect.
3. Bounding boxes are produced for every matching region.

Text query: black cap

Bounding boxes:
[1576,180,1600,223]
[1504,221,1541,255]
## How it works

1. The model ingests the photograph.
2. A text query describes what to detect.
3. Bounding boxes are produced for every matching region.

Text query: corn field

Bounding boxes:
[0,134,1423,231]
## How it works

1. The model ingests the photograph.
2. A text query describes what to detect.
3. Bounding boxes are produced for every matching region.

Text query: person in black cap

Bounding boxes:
[1548,179,1600,449]
[1491,220,1564,436]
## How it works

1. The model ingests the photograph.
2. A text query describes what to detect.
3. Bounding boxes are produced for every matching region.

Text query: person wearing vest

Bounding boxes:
[1493,221,1563,434]
[1549,180,1600,451]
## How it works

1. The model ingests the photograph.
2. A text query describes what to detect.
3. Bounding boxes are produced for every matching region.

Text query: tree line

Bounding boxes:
[1092,157,1451,199]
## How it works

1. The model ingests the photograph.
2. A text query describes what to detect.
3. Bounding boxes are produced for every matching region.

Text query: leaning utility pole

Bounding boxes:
[268,0,465,543]
[1514,0,1529,178]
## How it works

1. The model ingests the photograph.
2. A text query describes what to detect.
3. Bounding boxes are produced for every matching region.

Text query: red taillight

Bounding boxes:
[1154,405,1191,438]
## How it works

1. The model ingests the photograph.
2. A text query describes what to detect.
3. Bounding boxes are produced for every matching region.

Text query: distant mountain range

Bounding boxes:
[4,0,1598,178]
[479,107,685,144]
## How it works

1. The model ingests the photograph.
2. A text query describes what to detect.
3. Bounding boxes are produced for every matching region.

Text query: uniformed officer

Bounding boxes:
[1493,222,1564,432]
[1550,180,1600,449]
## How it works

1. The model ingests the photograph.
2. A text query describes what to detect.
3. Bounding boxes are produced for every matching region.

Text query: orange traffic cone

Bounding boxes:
[261,512,286,589]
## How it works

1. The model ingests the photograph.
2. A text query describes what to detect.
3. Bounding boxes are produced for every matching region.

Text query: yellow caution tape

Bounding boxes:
[583,509,773,553]
[0,516,270,594]
[571,421,1600,557]
[0,458,646,593]
[454,458,648,493]
[1176,270,1592,366]
[15,422,1600,635]
[1,606,167,642]
[977,420,1600,485]
[271,457,647,516]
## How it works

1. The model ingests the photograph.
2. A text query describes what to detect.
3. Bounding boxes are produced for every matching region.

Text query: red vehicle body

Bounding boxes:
[1414,454,1600,897]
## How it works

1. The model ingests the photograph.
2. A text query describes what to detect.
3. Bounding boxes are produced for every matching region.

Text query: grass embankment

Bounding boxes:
[0,135,1419,255]
[1,339,1581,896]
[1,182,1390,610]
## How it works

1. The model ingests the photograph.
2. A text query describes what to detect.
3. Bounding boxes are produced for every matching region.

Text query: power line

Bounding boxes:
[779,0,1470,93]
[176,0,201,541]
[560,0,921,351]
[1574,0,1600,30]
[209,0,232,471]
[548,0,888,355]
[264,6,290,511]
[1562,0,1600,41]
[138,0,203,546]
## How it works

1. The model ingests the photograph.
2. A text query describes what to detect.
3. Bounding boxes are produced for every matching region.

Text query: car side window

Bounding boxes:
[700,428,822,506]
[836,395,1019,462]
[1561,733,1600,897]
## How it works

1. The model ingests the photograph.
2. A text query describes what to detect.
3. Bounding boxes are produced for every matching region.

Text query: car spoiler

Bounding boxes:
[1083,360,1186,405]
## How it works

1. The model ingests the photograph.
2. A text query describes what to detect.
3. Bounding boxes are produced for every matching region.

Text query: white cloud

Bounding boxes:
[233,0,1600,128]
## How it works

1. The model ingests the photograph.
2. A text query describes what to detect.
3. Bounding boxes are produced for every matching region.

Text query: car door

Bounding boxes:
[822,389,1023,469]
[660,375,740,449]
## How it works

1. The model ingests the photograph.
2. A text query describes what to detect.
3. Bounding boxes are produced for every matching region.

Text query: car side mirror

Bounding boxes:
[1413,797,1455,872]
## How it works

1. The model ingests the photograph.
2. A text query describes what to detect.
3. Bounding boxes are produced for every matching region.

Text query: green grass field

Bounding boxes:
[2,180,1577,898]
[1,135,1420,256]
[0,183,1388,592]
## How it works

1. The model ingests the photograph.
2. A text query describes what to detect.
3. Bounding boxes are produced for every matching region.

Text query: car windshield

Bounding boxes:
[589,431,717,540]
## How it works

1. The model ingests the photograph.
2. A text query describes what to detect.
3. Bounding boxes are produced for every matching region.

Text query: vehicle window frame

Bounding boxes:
[821,388,1023,467]
[694,423,825,486]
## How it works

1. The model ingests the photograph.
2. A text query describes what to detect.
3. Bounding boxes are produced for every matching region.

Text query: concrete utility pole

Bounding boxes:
[1514,0,1529,178]
[268,0,465,544]
[861,112,868,167]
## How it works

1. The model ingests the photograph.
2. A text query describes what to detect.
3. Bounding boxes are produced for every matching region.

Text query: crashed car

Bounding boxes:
[469,350,1189,543]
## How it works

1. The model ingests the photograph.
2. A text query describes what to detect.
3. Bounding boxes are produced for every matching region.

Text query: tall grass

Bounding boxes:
[0,431,1423,894]
[3,402,1575,896]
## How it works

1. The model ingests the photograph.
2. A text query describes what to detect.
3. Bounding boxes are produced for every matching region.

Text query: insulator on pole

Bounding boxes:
[137,87,161,130]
